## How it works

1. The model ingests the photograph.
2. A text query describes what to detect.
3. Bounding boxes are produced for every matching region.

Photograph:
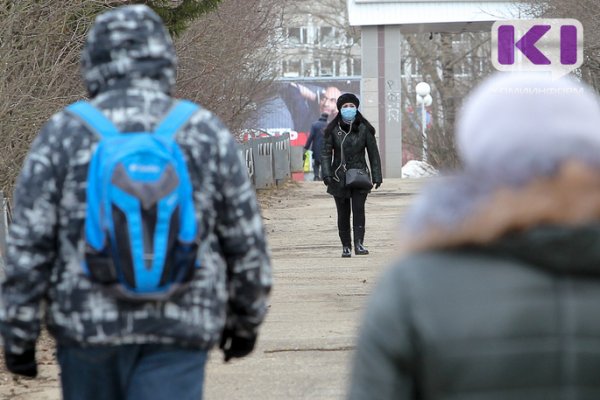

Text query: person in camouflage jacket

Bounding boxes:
[0,5,272,399]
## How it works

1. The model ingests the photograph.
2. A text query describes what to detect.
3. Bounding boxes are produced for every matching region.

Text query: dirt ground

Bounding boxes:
[0,178,424,400]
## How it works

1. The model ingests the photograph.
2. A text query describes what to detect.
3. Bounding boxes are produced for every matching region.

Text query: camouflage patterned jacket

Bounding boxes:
[0,5,272,355]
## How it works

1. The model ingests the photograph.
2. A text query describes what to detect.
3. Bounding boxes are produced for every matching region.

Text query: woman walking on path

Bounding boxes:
[321,93,382,258]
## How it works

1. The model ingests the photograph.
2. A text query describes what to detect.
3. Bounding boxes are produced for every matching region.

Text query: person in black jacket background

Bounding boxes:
[304,112,328,180]
[322,93,382,257]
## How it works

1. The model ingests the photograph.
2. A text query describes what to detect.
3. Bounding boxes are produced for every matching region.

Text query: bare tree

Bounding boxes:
[0,0,285,194]
[141,0,222,35]
[402,31,493,168]
[524,0,600,91]
[0,1,91,194]
[174,0,286,139]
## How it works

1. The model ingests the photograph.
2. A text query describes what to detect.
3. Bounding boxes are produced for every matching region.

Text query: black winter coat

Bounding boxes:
[321,117,382,198]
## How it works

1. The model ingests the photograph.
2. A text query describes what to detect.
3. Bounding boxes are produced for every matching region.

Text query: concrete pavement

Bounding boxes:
[204,178,424,400]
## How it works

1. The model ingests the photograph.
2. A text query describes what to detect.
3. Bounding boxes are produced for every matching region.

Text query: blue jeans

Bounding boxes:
[57,344,208,400]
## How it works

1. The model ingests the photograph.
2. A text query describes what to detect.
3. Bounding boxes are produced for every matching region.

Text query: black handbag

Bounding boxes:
[345,168,373,190]
[339,128,373,190]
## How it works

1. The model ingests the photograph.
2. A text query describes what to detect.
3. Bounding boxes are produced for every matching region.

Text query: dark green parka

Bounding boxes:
[321,113,383,198]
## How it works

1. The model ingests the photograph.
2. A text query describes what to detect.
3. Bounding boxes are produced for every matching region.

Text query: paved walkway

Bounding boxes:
[204,178,423,400]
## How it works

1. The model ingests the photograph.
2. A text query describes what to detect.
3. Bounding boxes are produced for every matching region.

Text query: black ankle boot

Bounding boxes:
[338,229,352,258]
[342,246,352,258]
[353,226,369,255]
[354,241,369,255]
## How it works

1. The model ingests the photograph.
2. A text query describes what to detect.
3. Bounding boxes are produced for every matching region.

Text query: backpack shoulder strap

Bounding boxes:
[66,101,120,139]
[154,100,199,140]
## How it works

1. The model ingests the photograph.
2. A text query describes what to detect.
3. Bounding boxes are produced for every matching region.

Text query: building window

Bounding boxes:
[339,59,349,76]
[312,60,321,77]
[352,58,362,76]
[286,27,309,45]
[282,60,301,78]
[320,59,333,76]
[318,26,337,47]
[455,57,467,77]
[287,27,300,45]
[406,56,421,77]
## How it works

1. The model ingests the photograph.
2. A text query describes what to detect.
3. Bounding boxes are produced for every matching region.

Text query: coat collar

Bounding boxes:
[402,161,600,252]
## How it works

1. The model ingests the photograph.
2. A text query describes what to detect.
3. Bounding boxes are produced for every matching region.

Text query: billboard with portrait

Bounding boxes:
[253,78,361,141]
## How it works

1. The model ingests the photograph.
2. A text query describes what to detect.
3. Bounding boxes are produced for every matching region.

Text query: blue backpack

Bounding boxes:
[67,100,200,301]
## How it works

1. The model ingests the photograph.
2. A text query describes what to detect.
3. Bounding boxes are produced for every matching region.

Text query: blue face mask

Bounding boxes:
[341,107,357,122]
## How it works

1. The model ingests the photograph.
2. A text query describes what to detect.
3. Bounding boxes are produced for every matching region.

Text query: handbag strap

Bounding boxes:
[332,124,350,183]
[338,122,370,175]
[338,122,351,171]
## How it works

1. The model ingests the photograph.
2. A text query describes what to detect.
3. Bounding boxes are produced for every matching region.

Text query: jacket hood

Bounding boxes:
[81,5,177,97]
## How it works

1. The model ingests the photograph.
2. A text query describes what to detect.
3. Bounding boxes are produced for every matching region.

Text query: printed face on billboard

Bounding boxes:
[253,78,360,134]
[319,86,342,117]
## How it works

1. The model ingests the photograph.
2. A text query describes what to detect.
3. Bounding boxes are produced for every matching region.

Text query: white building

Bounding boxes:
[280,2,361,79]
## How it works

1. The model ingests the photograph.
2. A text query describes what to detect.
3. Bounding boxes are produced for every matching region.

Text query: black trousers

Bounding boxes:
[312,160,321,180]
[334,191,367,240]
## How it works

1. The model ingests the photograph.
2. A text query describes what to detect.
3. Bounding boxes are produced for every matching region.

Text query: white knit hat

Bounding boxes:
[456,73,600,180]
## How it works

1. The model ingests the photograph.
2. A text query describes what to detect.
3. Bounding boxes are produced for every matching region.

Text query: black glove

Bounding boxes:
[323,176,332,186]
[219,329,257,362]
[374,182,381,189]
[5,348,37,378]
[302,151,307,161]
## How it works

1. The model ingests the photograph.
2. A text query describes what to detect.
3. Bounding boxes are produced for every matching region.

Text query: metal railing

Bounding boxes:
[239,133,301,189]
